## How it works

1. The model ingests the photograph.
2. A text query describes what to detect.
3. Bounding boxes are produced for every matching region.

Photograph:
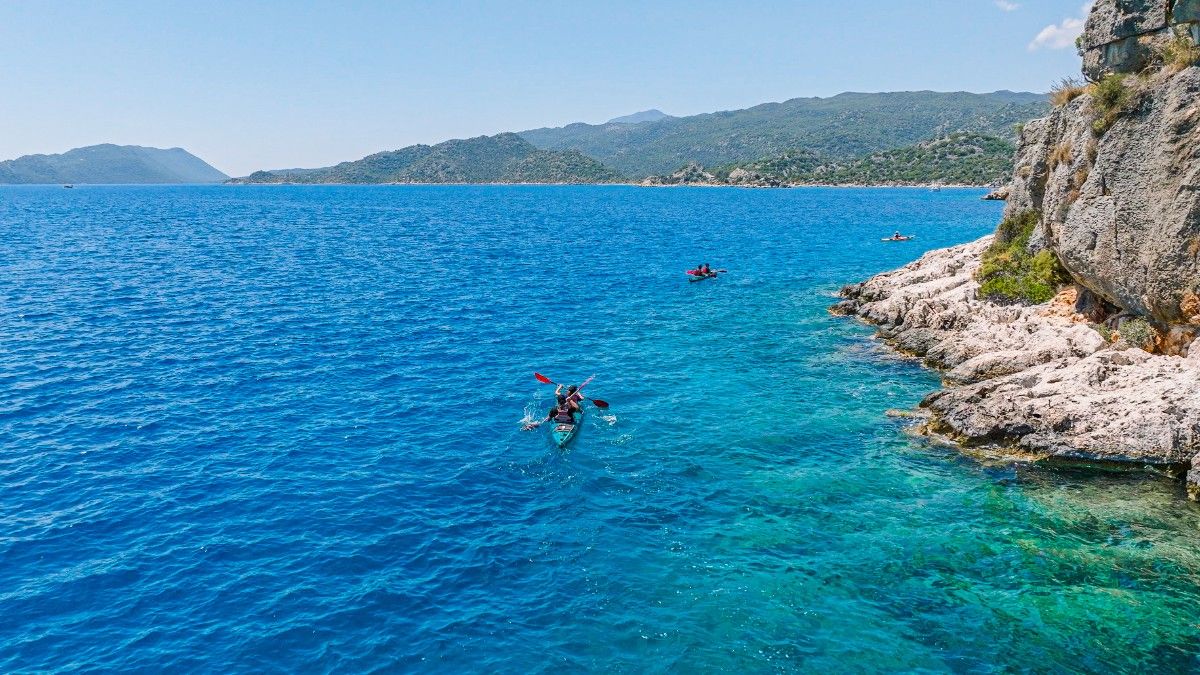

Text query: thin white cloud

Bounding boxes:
[1029,1,1095,51]
[995,1,1020,11]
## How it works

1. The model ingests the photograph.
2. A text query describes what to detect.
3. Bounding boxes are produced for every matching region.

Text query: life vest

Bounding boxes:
[553,403,576,423]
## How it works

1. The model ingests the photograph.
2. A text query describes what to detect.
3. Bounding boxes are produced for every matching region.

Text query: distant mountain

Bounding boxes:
[644,133,1016,187]
[520,91,1046,177]
[606,109,674,124]
[0,144,228,184]
[231,133,622,184]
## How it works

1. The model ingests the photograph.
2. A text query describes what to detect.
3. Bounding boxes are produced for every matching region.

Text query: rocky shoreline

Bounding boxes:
[637,181,994,189]
[830,0,1200,501]
[832,238,1200,498]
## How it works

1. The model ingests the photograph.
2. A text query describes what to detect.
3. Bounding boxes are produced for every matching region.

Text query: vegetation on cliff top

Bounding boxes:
[1049,77,1087,107]
[977,210,1070,304]
[1158,33,1200,75]
[232,133,622,184]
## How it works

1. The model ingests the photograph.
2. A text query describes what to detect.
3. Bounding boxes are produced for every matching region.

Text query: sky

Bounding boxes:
[0,1,1094,176]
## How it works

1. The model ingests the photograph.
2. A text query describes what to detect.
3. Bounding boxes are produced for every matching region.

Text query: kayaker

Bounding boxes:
[892,231,903,241]
[555,384,584,413]
[551,394,577,423]
[523,394,576,431]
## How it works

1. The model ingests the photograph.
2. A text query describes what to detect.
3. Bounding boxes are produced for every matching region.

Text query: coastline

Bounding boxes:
[221,180,997,189]
[832,238,1200,498]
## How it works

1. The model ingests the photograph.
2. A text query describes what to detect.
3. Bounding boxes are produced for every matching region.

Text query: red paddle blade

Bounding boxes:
[589,399,610,409]
[535,372,553,384]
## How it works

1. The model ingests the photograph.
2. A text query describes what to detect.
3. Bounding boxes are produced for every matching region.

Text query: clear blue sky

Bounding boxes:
[0,1,1091,176]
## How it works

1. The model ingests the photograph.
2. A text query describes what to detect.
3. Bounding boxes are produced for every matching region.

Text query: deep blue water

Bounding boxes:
[2,185,1200,672]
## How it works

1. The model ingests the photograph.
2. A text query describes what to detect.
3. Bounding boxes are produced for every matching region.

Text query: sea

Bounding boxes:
[2,184,1199,672]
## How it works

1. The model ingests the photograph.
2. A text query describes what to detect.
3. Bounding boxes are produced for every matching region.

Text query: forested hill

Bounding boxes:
[0,144,228,184]
[231,133,622,184]
[520,91,1046,177]
[645,133,1017,187]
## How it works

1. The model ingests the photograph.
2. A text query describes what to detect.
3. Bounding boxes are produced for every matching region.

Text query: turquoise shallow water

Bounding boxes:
[2,184,1199,672]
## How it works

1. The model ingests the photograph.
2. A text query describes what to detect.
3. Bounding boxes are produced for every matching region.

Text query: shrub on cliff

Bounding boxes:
[977,210,1069,304]
[1049,78,1087,107]
[1089,74,1132,135]
[1117,318,1156,350]
[1048,141,1073,170]
[992,209,1039,247]
[1158,34,1200,75]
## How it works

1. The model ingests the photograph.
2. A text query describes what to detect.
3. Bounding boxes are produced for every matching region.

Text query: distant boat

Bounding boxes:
[63,184,74,189]
[930,184,942,192]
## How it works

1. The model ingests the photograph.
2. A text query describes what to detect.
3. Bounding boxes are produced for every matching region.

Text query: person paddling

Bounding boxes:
[524,394,577,431]
[524,373,609,432]
[557,384,584,411]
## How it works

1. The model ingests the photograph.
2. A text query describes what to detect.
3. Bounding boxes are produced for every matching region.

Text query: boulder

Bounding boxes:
[982,186,1010,201]
[1048,68,1200,323]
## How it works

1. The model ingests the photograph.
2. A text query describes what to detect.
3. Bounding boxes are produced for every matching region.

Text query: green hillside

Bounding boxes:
[232,133,622,184]
[793,133,1015,185]
[648,133,1016,187]
[521,91,1045,177]
[0,144,228,184]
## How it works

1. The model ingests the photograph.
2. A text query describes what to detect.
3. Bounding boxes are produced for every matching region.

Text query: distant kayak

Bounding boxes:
[882,236,914,241]
[687,267,725,281]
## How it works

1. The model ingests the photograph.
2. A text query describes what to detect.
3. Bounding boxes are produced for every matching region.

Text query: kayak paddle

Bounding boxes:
[534,372,609,409]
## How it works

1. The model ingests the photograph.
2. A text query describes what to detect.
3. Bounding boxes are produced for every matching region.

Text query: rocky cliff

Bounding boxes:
[1081,0,1200,80]
[1010,0,1200,332]
[835,0,1200,498]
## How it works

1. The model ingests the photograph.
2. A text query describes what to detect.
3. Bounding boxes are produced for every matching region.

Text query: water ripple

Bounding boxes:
[1,185,1198,672]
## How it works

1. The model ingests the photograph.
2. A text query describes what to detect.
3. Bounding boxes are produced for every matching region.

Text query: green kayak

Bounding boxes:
[551,407,582,448]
